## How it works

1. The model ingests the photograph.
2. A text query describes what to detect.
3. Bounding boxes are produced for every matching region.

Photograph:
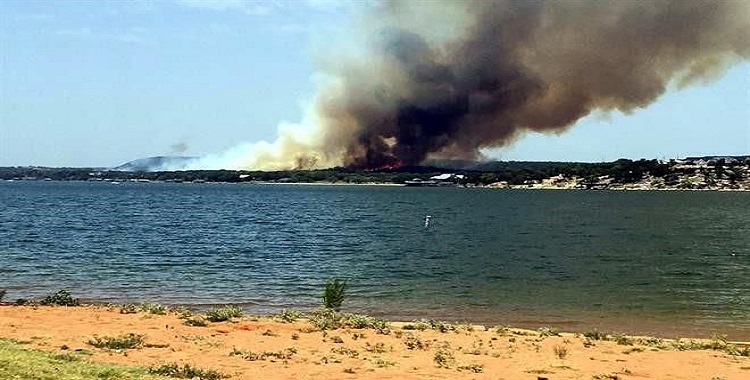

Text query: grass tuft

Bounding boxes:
[139,303,168,315]
[371,357,396,368]
[331,346,359,358]
[365,342,389,354]
[275,309,303,323]
[182,316,209,327]
[309,308,343,330]
[229,347,297,361]
[539,327,561,337]
[87,333,145,350]
[433,343,456,368]
[582,329,608,341]
[457,364,484,373]
[205,305,243,322]
[554,345,569,359]
[403,334,429,350]
[148,362,227,379]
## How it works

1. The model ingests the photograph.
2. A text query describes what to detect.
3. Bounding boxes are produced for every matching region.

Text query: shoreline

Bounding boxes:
[3,299,749,342]
[5,178,750,191]
[1,304,748,379]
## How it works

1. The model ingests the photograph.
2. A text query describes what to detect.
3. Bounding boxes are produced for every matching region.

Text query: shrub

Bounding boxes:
[139,303,167,315]
[428,320,456,333]
[433,343,455,368]
[323,279,347,311]
[205,305,243,322]
[331,347,359,358]
[365,342,389,353]
[457,364,483,373]
[183,316,208,327]
[119,304,138,314]
[554,345,569,359]
[539,327,561,337]
[403,334,429,350]
[40,290,80,306]
[275,309,302,323]
[261,329,278,337]
[371,357,396,368]
[582,329,607,341]
[613,334,633,346]
[309,308,343,330]
[148,363,227,379]
[403,321,430,331]
[341,313,390,333]
[230,347,297,361]
[87,333,144,350]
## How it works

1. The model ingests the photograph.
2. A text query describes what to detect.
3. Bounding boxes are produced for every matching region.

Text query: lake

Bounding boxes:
[2,181,749,339]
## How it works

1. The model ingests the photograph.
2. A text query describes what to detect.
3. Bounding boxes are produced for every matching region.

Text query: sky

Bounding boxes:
[1,0,748,168]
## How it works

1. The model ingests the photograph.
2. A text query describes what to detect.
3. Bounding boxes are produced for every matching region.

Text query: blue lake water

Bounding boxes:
[1,181,749,339]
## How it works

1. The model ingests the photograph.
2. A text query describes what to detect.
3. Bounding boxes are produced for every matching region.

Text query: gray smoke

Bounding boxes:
[311,0,749,168]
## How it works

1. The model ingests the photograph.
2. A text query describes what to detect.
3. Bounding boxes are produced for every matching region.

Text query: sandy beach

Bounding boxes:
[1,305,748,379]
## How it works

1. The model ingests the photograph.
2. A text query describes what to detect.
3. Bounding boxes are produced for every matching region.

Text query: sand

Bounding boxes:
[1,305,748,380]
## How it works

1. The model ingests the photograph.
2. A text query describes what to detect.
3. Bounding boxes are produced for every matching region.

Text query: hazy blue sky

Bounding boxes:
[1,1,748,168]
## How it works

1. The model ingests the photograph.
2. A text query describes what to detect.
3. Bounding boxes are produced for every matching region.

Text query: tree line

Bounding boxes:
[1,157,747,186]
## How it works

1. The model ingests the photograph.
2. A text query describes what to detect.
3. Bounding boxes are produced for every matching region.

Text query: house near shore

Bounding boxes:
[404,173,465,187]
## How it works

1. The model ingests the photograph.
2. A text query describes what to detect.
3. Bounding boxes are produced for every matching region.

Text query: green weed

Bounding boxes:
[403,334,429,350]
[261,329,279,337]
[205,305,243,322]
[613,334,634,346]
[582,330,607,341]
[229,347,297,361]
[371,357,395,368]
[539,327,561,337]
[365,342,389,354]
[182,316,209,327]
[87,333,144,350]
[148,363,227,379]
[402,321,430,331]
[433,343,456,368]
[323,279,347,311]
[309,308,343,330]
[341,313,389,332]
[554,345,569,359]
[40,290,80,306]
[119,304,138,314]
[331,347,359,358]
[139,303,168,315]
[457,364,484,373]
[275,309,302,323]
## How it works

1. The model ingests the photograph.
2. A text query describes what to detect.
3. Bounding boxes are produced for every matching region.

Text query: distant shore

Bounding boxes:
[4,178,750,192]
[1,304,749,380]
[3,156,749,191]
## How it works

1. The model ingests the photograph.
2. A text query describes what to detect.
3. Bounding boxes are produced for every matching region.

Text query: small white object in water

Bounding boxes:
[424,215,432,228]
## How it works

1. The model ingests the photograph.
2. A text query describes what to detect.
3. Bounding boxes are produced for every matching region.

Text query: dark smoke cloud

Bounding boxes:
[314,0,749,168]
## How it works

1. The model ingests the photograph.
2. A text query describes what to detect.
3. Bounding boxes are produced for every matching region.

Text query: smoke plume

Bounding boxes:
[196,0,750,170]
